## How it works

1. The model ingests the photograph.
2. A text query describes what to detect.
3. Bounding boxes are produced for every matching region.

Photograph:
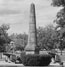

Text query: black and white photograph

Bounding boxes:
[0,0,65,67]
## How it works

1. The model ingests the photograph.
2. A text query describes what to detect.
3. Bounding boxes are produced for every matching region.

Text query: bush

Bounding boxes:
[21,54,51,66]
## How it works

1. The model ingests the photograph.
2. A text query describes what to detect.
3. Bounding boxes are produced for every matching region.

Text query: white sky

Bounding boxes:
[0,0,62,35]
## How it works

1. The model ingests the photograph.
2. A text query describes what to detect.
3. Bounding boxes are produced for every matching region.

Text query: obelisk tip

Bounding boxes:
[31,3,35,7]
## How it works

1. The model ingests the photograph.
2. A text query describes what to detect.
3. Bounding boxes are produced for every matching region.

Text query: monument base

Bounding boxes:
[25,50,40,54]
[25,50,35,55]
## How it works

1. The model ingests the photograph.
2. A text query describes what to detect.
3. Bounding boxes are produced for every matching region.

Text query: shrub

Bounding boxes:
[21,54,51,66]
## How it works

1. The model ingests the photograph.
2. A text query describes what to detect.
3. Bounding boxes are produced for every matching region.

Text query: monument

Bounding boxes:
[25,3,39,54]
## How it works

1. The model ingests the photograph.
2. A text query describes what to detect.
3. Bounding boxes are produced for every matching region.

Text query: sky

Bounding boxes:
[0,0,62,35]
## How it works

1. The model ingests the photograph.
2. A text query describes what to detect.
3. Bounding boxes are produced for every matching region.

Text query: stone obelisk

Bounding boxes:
[25,3,39,54]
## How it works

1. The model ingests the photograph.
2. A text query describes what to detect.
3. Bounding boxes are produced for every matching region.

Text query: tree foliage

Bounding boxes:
[52,0,65,6]
[10,33,28,51]
[37,24,58,50]
[0,24,11,52]
[52,0,65,50]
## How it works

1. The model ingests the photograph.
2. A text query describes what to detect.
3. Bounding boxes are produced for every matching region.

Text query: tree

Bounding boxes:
[0,24,11,52]
[51,0,65,7]
[52,0,65,31]
[16,33,28,47]
[52,0,65,54]
[37,24,58,50]
[10,33,28,51]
